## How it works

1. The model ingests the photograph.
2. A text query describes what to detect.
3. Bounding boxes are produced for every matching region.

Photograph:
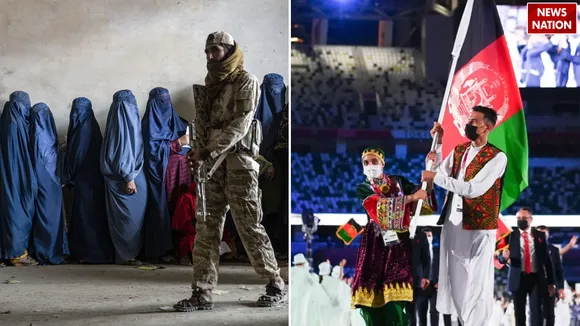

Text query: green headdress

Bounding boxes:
[361,147,385,165]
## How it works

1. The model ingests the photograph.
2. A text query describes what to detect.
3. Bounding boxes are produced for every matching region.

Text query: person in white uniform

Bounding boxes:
[290,253,319,326]
[422,105,508,326]
[491,295,515,326]
[331,265,353,326]
[313,261,349,326]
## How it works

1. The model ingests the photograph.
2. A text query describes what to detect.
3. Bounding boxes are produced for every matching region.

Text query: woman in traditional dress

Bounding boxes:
[255,74,287,259]
[141,87,187,260]
[66,97,114,264]
[0,91,38,266]
[29,102,69,264]
[101,90,147,265]
[351,147,437,326]
[165,130,191,217]
[171,181,197,265]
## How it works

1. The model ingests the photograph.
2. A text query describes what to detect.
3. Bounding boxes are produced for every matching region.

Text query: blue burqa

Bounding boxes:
[29,103,69,264]
[141,87,186,258]
[101,90,147,264]
[255,73,286,161]
[0,91,38,259]
[66,97,114,263]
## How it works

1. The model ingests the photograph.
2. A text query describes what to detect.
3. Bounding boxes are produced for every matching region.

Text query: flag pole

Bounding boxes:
[409,0,476,239]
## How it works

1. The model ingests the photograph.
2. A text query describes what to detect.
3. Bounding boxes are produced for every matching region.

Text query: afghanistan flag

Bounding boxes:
[439,0,528,221]
[336,218,364,245]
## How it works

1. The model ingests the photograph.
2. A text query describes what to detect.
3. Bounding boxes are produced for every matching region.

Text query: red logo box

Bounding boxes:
[527,2,577,34]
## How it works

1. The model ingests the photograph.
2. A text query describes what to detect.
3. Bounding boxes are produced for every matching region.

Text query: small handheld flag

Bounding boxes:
[336,218,364,245]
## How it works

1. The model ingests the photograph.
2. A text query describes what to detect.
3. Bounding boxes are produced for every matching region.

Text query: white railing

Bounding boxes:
[290,213,580,227]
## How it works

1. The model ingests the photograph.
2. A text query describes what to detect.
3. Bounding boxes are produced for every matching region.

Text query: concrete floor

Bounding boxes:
[0,263,288,326]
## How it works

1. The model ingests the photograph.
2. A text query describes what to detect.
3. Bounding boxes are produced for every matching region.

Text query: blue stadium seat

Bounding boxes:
[291,152,580,215]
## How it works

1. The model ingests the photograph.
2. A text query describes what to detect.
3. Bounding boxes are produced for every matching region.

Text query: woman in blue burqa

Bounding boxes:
[0,91,39,266]
[29,102,69,265]
[255,73,286,161]
[100,90,147,265]
[254,73,287,257]
[65,97,114,264]
[141,87,186,261]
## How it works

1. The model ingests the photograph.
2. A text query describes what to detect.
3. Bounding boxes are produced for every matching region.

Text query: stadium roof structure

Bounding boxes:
[292,0,429,20]
[291,0,558,20]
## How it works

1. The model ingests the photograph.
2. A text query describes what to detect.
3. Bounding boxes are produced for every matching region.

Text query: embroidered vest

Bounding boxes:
[361,177,409,232]
[450,142,504,230]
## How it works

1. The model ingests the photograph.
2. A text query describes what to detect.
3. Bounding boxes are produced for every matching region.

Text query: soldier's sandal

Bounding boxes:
[174,289,214,312]
[257,284,287,307]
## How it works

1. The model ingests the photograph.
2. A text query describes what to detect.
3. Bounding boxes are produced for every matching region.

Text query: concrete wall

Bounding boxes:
[0,0,289,134]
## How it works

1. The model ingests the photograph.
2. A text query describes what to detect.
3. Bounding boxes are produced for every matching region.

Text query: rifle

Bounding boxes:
[189,120,207,221]
[189,84,241,222]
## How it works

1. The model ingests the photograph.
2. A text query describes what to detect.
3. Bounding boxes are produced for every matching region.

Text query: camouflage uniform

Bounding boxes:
[190,33,280,292]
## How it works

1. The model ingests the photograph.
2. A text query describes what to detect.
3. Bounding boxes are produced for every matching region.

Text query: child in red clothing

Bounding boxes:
[171,182,197,265]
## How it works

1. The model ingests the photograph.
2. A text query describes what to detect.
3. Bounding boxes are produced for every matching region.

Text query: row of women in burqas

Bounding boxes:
[291,254,368,326]
[0,88,194,266]
[0,73,287,267]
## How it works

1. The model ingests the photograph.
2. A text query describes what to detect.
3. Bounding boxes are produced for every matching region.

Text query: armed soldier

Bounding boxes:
[174,31,285,311]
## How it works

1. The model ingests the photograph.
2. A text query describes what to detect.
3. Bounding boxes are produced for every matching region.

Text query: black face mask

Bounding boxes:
[464,124,480,141]
[517,219,529,230]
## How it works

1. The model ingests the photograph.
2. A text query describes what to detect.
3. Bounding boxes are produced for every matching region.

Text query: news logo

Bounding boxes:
[527,2,577,34]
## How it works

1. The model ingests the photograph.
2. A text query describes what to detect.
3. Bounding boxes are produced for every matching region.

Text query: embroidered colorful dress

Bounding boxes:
[352,174,436,326]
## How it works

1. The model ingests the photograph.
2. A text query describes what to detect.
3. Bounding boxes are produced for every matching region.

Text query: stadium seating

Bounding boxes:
[291,44,443,130]
[291,152,580,215]
[290,44,580,216]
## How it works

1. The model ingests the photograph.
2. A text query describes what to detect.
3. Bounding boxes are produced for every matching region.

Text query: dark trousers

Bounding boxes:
[409,287,439,326]
[274,149,288,254]
[224,211,244,256]
[542,293,556,326]
[513,273,543,326]
[418,292,439,326]
[442,314,460,326]
[262,149,288,254]
[263,213,280,252]
[408,289,419,326]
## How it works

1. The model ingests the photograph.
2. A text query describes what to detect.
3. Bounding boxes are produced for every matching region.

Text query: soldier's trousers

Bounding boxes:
[191,162,280,290]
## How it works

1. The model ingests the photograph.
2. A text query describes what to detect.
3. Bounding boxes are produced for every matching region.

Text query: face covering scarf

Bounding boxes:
[204,43,244,98]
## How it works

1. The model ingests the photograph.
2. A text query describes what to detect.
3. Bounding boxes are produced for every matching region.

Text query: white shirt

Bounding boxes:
[434,143,508,223]
[434,142,508,198]
[428,240,434,264]
[520,229,537,273]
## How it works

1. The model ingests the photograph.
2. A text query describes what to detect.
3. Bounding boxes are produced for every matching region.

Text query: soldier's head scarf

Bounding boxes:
[204,31,244,97]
